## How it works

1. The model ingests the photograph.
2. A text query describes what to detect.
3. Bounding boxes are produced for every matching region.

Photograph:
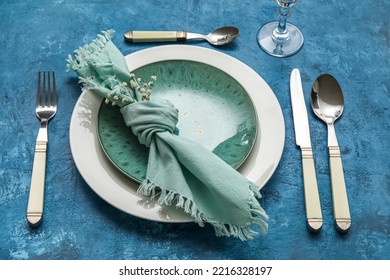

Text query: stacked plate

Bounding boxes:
[69,45,285,222]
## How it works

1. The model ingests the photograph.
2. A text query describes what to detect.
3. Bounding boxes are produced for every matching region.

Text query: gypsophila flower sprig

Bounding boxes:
[129,73,157,101]
[104,74,157,106]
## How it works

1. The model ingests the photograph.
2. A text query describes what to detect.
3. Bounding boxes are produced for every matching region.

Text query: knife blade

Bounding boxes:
[290,68,323,232]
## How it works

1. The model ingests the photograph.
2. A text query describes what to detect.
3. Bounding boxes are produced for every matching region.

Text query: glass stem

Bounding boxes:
[272,6,291,44]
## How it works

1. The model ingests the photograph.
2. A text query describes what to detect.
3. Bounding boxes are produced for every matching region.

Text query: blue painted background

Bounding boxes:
[0,0,389,260]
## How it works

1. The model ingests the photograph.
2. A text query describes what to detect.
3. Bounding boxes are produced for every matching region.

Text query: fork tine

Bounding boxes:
[47,71,51,106]
[36,71,57,109]
[36,72,41,107]
[43,71,47,107]
[52,71,57,107]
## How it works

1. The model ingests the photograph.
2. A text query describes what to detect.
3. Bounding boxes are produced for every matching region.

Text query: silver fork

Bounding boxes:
[27,71,57,227]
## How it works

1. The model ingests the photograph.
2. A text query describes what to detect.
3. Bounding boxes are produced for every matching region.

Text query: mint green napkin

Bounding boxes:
[67,30,268,240]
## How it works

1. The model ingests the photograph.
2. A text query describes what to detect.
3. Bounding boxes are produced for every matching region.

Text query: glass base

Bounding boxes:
[257,21,304,57]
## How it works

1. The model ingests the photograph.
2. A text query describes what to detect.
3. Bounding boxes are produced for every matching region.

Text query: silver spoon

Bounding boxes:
[124,26,239,46]
[311,74,351,233]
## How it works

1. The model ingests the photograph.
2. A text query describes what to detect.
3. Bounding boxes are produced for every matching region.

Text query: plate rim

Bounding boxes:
[69,44,285,223]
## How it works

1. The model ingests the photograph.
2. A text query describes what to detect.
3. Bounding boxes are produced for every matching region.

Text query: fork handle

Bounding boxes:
[27,140,47,227]
[329,146,351,233]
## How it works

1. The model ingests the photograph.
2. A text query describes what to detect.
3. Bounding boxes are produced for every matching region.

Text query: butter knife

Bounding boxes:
[290,68,323,232]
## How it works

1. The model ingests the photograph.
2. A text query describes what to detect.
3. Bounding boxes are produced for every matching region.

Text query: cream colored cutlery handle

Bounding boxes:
[124,31,187,43]
[329,146,351,233]
[301,148,323,232]
[27,141,47,227]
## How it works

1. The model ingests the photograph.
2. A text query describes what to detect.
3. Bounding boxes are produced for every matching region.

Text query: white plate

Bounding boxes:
[69,45,285,222]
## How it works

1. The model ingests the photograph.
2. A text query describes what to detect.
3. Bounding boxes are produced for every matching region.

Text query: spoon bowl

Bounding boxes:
[203,26,240,45]
[311,74,344,125]
[310,74,351,233]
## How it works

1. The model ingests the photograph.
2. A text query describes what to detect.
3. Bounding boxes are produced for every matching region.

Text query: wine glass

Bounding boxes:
[257,0,304,57]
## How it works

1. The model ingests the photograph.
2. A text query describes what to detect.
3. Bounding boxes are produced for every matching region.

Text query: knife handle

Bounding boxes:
[124,31,187,43]
[329,146,351,233]
[27,140,47,227]
[301,147,323,232]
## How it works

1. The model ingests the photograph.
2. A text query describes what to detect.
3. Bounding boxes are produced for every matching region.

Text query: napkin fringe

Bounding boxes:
[66,30,135,102]
[66,30,115,71]
[138,178,268,241]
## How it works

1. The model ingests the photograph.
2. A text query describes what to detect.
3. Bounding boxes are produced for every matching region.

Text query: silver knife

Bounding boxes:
[290,68,323,232]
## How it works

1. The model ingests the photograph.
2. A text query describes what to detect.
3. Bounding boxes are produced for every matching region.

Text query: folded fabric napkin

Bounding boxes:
[67,30,268,240]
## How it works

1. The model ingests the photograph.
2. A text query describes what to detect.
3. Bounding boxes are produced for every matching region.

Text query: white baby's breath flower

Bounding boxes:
[114,95,119,100]
[124,73,158,102]
[122,82,128,87]
[104,98,110,104]
[130,80,137,88]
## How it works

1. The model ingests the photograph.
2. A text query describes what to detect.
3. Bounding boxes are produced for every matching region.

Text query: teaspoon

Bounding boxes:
[311,74,351,233]
[124,26,239,46]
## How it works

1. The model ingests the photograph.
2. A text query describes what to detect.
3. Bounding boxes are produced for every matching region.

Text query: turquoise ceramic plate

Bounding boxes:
[97,60,257,183]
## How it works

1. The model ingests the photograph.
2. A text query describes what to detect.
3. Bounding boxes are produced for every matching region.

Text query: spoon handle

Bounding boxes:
[124,31,187,43]
[329,146,351,233]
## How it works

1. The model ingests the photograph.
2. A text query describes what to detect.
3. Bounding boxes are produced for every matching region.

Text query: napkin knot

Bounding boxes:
[120,99,178,147]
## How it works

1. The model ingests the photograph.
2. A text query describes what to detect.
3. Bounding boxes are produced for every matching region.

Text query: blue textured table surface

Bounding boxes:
[0,0,389,260]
